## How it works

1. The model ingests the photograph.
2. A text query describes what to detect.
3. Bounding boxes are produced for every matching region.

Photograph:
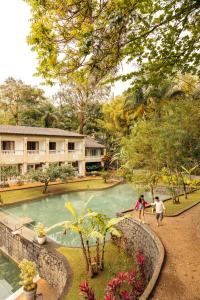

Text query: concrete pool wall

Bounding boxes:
[0,213,72,300]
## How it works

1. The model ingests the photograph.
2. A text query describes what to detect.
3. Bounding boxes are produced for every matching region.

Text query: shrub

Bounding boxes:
[0,183,10,188]
[19,259,37,292]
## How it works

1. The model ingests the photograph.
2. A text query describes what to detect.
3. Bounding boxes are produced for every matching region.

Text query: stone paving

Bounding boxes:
[132,203,200,300]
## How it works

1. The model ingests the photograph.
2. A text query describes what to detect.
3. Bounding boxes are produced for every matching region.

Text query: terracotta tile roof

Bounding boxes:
[85,136,105,148]
[0,125,84,138]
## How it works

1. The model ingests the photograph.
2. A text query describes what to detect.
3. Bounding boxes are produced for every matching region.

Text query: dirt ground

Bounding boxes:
[133,204,200,300]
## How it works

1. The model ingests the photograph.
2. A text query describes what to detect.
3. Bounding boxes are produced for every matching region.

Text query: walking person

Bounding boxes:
[151,196,166,226]
[134,195,149,224]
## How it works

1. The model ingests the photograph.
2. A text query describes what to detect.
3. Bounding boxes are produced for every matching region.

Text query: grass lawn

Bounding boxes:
[59,242,135,300]
[145,189,200,215]
[0,179,116,205]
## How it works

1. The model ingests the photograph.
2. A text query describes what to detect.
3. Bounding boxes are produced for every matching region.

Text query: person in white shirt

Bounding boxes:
[151,196,166,226]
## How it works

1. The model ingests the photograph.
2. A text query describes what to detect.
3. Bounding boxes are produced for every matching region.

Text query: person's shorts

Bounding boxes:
[156,213,163,220]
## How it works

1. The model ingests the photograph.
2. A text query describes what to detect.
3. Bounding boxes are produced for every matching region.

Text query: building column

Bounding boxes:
[45,138,50,165]
[78,161,85,176]
[64,139,68,162]
[23,137,28,163]
[22,163,27,175]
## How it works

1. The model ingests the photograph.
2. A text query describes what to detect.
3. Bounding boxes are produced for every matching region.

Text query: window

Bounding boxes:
[49,142,56,151]
[72,161,78,168]
[2,141,15,151]
[91,149,97,156]
[68,142,75,151]
[100,149,104,155]
[27,141,39,151]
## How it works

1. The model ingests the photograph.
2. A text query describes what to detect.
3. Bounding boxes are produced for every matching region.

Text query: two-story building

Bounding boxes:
[0,125,105,181]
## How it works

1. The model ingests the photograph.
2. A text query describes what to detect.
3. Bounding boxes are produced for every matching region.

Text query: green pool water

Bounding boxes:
[3,184,168,246]
[0,252,20,300]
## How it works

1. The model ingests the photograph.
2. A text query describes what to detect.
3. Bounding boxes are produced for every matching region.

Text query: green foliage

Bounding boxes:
[52,73,110,134]
[0,77,48,126]
[47,201,124,276]
[26,0,200,85]
[23,164,75,193]
[19,259,37,292]
[100,171,110,183]
[0,166,18,184]
[121,97,200,202]
[35,222,46,237]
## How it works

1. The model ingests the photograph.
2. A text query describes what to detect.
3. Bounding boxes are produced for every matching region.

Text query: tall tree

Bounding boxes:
[0,78,48,125]
[53,71,110,134]
[26,0,200,84]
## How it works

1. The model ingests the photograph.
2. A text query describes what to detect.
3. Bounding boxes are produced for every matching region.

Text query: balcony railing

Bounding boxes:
[1,150,23,155]
[49,150,64,154]
[68,149,82,153]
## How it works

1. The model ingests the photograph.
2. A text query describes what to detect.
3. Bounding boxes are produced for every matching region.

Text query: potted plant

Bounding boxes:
[19,259,37,300]
[35,222,46,244]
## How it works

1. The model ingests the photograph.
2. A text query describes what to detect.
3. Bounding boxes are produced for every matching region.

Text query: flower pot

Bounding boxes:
[37,235,46,245]
[23,288,37,300]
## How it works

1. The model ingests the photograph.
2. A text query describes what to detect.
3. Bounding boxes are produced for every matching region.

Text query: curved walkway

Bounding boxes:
[139,203,200,300]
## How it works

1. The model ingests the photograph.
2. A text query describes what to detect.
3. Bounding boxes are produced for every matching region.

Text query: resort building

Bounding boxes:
[0,125,105,180]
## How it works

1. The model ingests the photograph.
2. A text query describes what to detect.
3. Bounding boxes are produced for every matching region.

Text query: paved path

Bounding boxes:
[134,204,200,300]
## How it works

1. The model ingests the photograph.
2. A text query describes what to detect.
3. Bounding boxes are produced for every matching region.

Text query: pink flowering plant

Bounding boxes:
[79,250,146,300]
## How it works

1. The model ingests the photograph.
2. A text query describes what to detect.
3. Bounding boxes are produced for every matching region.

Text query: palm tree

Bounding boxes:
[47,201,97,273]
[47,201,125,276]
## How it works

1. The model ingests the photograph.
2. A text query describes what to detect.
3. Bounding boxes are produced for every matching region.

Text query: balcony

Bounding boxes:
[0,149,85,165]
[49,150,65,162]
[85,155,103,163]
[27,150,46,163]
[0,150,24,164]
[68,150,84,161]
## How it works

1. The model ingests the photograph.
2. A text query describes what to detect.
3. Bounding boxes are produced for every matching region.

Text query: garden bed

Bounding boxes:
[59,242,135,300]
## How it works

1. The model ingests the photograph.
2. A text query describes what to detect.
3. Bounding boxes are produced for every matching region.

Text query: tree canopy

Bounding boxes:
[26,0,200,85]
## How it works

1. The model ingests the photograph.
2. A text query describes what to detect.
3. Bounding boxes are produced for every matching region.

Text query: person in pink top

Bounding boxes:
[134,195,149,223]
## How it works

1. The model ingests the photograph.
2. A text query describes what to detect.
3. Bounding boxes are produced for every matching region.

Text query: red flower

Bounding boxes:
[79,281,96,300]
[136,251,145,266]
[120,290,130,299]
[104,293,113,300]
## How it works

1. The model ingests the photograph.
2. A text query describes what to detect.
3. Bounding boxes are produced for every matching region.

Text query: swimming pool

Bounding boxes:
[0,252,20,300]
[3,184,168,246]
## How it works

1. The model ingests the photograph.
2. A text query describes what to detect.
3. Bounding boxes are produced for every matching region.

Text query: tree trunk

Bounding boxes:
[150,185,154,202]
[100,235,106,271]
[183,182,188,199]
[86,240,94,277]
[96,238,100,271]
[43,181,49,193]
[79,232,89,272]
[78,102,86,134]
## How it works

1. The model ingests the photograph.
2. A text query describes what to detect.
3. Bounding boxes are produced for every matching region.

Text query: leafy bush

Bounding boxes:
[19,259,37,292]
[0,183,10,188]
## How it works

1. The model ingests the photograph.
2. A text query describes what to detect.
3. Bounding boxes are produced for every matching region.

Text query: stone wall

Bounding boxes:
[112,218,165,299]
[0,220,71,299]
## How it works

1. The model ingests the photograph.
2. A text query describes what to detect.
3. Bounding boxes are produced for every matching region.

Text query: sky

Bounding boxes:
[0,0,131,98]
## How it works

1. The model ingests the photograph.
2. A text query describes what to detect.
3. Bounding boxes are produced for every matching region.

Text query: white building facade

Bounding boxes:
[0,125,105,180]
